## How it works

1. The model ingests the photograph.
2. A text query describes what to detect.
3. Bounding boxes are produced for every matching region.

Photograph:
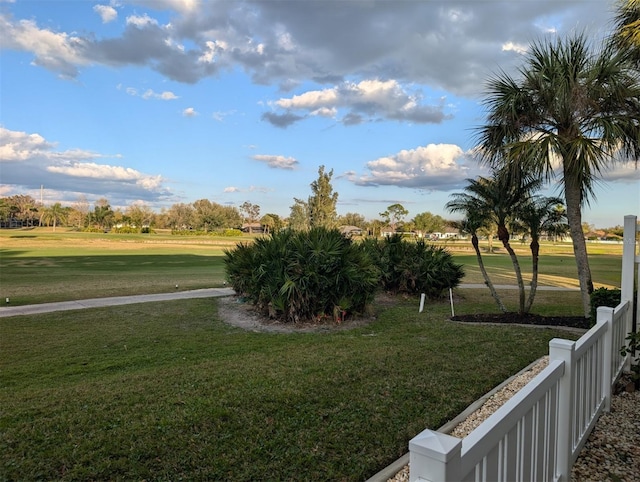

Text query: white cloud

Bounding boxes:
[276,87,339,110]
[93,5,118,23]
[126,13,158,28]
[142,89,179,100]
[267,79,448,127]
[600,161,640,183]
[355,143,480,191]
[310,107,337,118]
[0,127,173,203]
[47,161,162,188]
[502,41,528,55]
[131,0,200,14]
[252,154,298,170]
[0,127,55,161]
[223,185,271,194]
[0,14,88,78]
[198,40,227,64]
[121,86,179,100]
[182,107,198,116]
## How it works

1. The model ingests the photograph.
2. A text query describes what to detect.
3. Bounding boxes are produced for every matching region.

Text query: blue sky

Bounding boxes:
[1,0,638,228]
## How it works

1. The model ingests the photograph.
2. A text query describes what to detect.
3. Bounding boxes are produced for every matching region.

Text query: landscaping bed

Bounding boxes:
[452,312,590,329]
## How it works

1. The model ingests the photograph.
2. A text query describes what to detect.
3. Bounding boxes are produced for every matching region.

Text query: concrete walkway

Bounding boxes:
[0,284,578,318]
[0,288,236,318]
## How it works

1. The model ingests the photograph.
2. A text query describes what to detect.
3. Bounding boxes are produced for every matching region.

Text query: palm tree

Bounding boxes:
[611,0,640,64]
[514,197,569,312]
[41,203,68,232]
[447,169,541,314]
[477,33,640,318]
[448,216,507,313]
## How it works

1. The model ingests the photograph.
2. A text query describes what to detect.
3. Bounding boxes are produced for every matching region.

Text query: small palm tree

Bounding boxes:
[448,169,541,314]
[40,203,68,232]
[477,33,640,317]
[448,216,507,313]
[514,197,569,312]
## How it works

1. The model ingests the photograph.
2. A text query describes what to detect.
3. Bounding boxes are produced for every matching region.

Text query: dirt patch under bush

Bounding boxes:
[217,295,380,333]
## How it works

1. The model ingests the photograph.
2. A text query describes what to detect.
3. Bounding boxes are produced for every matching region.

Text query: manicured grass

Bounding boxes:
[0,229,240,304]
[0,229,623,305]
[0,297,578,481]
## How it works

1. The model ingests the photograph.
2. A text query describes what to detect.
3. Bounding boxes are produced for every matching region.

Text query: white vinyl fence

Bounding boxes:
[409,215,638,482]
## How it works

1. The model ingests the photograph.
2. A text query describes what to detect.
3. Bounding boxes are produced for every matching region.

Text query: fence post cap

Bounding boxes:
[409,429,461,461]
[549,338,574,350]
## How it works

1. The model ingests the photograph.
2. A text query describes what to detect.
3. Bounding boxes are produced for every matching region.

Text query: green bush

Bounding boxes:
[590,287,622,321]
[111,226,139,234]
[224,228,379,323]
[361,234,464,298]
[171,229,243,237]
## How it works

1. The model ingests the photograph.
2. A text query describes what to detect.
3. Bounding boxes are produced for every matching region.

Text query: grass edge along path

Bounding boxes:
[0,297,579,481]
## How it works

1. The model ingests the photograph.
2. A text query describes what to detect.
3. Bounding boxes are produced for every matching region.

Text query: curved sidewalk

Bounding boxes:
[0,284,578,318]
[0,288,236,318]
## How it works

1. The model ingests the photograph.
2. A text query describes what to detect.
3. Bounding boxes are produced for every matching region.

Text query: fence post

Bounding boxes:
[598,306,614,412]
[621,215,637,372]
[408,429,461,482]
[549,338,575,482]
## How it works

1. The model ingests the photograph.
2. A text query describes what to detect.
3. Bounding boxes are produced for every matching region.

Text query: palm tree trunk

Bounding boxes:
[564,179,594,318]
[525,239,540,313]
[472,234,507,312]
[498,225,526,314]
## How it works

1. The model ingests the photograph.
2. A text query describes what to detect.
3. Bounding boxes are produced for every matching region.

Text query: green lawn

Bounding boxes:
[0,228,616,479]
[0,229,239,304]
[0,296,579,481]
[0,228,623,305]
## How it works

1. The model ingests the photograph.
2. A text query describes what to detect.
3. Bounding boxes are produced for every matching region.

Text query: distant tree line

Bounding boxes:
[0,185,623,237]
[0,167,455,235]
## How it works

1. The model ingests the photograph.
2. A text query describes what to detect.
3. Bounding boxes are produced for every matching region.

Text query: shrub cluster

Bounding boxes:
[111,226,140,234]
[172,229,243,237]
[224,229,464,323]
[224,228,379,323]
[589,287,622,320]
[362,234,464,298]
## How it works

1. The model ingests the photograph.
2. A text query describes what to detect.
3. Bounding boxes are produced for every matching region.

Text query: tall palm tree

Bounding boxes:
[477,33,640,318]
[447,169,541,314]
[611,0,640,64]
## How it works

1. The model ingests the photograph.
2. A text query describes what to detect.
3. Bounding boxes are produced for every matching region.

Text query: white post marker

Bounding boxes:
[449,288,455,317]
[419,293,426,313]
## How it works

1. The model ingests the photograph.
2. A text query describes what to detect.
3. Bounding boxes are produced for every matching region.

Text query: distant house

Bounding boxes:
[431,228,463,240]
[339,225,363,237]
[241,223,264,234]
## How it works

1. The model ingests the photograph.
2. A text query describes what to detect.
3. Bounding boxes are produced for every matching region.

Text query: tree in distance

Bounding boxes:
[380,203,408,232]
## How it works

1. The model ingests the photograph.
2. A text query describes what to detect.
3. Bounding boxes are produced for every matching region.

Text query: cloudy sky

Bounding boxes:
[1,0,638,227]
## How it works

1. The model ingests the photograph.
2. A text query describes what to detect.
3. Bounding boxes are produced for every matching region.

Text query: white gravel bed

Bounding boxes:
[387,358,639,482]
